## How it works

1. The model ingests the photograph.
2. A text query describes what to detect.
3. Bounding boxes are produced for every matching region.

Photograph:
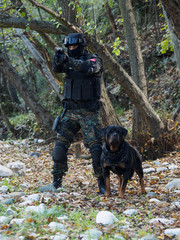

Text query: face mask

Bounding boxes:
[68,46,84,58]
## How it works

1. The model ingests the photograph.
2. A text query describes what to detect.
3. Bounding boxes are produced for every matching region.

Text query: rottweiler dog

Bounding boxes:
[101,125,146,198]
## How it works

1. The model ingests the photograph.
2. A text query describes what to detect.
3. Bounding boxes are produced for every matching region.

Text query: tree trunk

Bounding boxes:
[162,5,180,74]
[172,101,180,122]
[105,1,117,39]
[7,81,21,105]
[58,0,83,26]
[161,0,180,40]
[0,50,54,131]
[0,101,18,137]
[101,79,121,126]
[15,29,63,101]
[119,0,148,143]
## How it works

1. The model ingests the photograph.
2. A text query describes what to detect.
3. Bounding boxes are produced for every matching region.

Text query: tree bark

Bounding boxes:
[162,4,180,74]
[0,101,18,137]
[105,1,117,39]
[0,50,54,131]
[172,101,180,122]
[58,0,83,26]
[161,0,180,40]
[15,29,63,101]
[0,14,69,34]
[119,0,148,142]
[101,79,121,126]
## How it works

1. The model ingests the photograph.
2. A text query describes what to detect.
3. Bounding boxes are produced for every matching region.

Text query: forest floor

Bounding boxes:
[0,139,179,240]
[0,22,180,240]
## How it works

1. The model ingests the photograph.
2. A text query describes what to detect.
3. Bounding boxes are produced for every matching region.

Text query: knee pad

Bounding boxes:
[52,142,68,163]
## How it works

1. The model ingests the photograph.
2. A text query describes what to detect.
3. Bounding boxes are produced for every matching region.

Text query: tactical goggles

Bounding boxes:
[64,37,83,46]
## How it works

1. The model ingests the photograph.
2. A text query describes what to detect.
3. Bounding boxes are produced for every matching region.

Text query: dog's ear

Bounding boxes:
[121,126,128,137]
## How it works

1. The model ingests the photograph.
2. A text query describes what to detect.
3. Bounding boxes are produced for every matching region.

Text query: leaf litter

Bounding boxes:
[0,140,179,239]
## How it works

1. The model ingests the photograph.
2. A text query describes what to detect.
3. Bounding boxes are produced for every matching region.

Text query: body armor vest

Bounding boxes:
[64,53,102,101]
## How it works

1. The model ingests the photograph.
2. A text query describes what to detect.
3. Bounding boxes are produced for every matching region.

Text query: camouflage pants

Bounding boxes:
[52,108,102,176]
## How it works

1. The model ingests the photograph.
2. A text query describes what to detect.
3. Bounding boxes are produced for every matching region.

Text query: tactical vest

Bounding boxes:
[64,53,102,101]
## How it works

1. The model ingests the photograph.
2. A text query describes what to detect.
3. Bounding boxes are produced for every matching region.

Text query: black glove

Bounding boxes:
[54,50,68,66]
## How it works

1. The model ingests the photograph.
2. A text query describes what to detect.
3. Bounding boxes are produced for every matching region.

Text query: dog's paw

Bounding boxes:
[141,190,147,195]
[105,192,110,197]
[118,193,125,198]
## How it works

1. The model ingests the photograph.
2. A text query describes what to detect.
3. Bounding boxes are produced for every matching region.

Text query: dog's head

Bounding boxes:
[102,125,128,152]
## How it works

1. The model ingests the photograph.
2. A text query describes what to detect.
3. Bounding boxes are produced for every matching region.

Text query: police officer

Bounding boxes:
[52,33,105,194]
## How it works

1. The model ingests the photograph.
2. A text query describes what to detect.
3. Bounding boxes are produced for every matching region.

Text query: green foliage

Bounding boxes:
[9,112,35,127]
[69,208,97,231]
[0,178,13,192]
[112,37,124,56]
[158,25,173,54]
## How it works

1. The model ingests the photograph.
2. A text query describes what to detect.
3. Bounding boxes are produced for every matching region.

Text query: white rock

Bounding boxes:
[154,160,160,166]
[0,165,13,177]
[164,228,180,237]
[143,168,155,173]
[7,161,26,176]
[51,235,67,240]
[162,162,168,165]
[3,144,11,149]
[20,183,30,188]
[149,218,174,225]
[6,207,16,215]
[25,203,46,214]
[21,193,40,202]
[57,215,68,221]
[119,221,130,229]
[48,222,65,231]
[123,209,138,216]
[156,167,167,172]
[172,201,180,209]
[174,190,180,194]
[96,211,118,225]
[19,237,25,240]
[165,179,180,190]
[0,234,9,240]
[10,218,25,225]
[19,200,34,206]
[114,235,126,240]
[149,198,161,203]
[80,229,102,240]
[140,234,157,240]
[0,185,9,193]
[37,139,45,143]
[168,164,178,170]
[0,216,9,224]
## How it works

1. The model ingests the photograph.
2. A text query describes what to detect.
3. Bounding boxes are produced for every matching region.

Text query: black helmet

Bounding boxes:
[63,33,87,47]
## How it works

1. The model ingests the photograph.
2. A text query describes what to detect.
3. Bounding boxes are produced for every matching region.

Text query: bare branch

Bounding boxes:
[0,14,69,34]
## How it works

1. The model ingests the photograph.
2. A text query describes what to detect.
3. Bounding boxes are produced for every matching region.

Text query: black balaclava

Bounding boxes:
[68,46,84,58]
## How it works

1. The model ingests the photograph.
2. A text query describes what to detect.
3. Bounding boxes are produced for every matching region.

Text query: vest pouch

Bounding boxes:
[64,78,72,98]
[81,79,93,100]
[71,78,82,100]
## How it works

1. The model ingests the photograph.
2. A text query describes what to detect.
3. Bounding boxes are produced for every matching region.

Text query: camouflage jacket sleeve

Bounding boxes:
[68,55,103,75]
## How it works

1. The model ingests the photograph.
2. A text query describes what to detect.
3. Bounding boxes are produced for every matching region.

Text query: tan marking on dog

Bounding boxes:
[117,162,125,169]
[105,175,110,197]
[140,177,146,194]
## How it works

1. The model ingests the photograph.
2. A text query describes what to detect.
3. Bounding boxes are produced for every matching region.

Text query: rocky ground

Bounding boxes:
[0,139,179,240]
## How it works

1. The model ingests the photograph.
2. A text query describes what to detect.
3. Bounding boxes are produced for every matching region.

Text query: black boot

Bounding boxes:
[53,175,62,189]
[90,143,106,195]
[98,177,106,195]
